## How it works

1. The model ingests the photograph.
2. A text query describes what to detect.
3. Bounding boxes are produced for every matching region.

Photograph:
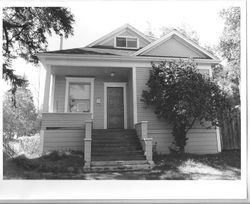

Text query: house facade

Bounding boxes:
[37,24,221,168]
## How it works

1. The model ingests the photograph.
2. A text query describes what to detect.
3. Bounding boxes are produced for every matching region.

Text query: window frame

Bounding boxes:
[64,77,95,116]
[114,36,139,49]
[197,68,212,77]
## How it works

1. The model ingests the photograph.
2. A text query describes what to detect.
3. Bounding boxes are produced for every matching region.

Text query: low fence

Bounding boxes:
[220,108,241,150]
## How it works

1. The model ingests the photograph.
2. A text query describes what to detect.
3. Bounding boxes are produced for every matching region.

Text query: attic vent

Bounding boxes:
[115,36,138,49]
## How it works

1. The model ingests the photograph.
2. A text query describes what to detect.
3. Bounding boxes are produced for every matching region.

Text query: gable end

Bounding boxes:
[133,30,219,60]
[87,24,152,49]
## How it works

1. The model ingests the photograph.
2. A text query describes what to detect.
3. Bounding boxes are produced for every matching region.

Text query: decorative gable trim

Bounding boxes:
[132,30,219,60]
[87,24,153,48]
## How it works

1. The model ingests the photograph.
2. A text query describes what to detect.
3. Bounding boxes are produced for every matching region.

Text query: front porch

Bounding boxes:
[40,64,154,170]
[43,65,136,129]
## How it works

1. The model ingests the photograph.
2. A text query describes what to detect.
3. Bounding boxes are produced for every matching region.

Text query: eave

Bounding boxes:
[37,53,221,66]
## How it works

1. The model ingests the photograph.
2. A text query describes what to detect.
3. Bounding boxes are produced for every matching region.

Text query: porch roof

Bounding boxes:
[44,46,138,56]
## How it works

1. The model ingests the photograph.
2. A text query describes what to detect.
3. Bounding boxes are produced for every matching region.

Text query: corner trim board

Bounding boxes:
[216,127,222,152]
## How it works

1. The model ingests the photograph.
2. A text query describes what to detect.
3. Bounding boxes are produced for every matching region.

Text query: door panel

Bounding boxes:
[107,87,124,129]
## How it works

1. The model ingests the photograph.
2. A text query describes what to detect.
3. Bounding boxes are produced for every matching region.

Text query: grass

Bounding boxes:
[3,135,240,179]
[3,151,84,179]
[151,150,241,180]
[3,148,240,180]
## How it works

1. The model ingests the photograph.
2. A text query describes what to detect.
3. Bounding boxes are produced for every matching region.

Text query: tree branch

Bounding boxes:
[3,24,10,56]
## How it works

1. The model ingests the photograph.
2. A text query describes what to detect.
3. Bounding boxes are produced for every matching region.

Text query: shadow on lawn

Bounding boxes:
[3,150,241,180]
[3,151,87,179]
[152,150,241,180]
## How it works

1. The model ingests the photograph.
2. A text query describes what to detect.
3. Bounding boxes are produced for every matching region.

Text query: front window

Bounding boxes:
[69,83,90,112]
[65,77,94,114]
[115,36,138,48]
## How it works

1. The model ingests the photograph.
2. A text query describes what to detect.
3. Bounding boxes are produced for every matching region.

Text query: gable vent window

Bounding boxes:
[115,37,138,49]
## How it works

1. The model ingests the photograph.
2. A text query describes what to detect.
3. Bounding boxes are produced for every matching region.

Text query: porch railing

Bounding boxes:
[135,121,154,164]
[41,112,92,130]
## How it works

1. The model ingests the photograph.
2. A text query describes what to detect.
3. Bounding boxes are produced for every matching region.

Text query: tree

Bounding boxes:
[3,7,75,96]
[218,7,240,105]
[160,24,200,44]
[3,85,41,141]
[142,59,229,153]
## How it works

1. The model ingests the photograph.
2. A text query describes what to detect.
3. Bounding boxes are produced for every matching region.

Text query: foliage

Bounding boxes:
[17,135,41,158]
[217,7,240,105]
[3,86,41,141]
[3,7,75,96]
[142,59,229,153]
[160,24,200,44]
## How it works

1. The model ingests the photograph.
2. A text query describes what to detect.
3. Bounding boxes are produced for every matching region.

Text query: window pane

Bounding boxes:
[127,38,137,48]
[69,83,90,112]
[70,99,90,112]
[116,37,126,47]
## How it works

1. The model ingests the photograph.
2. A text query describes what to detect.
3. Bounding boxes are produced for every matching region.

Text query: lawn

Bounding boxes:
[3,149,240,180]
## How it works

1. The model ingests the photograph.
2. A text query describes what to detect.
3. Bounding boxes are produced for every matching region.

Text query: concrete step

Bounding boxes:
[84,160,154,172]
[91,160,149,166]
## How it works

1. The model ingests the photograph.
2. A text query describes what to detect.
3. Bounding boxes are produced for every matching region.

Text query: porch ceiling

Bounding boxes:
[51,66,131,79]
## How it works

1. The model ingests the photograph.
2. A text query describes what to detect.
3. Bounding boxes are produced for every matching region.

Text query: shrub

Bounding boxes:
[142,59,230,153]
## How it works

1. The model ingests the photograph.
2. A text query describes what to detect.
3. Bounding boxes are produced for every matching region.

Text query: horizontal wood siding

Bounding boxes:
[43,129,84,152]
[136,67,218,154]
[144,37,207,58]
[41,113,91,129]
[93,77,104,129]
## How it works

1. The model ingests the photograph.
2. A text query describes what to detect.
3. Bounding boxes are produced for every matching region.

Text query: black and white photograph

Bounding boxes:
[0,0,248,202]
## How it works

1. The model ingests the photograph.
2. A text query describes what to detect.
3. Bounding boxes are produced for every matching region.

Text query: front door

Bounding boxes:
[107,87,124,129]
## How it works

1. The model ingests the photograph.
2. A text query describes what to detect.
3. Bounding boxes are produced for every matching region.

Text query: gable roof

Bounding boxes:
[132,29,219,60]
[87,23,153,48]
[38,25,220,64]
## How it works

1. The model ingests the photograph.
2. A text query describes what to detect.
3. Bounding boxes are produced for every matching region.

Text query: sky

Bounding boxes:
[2,0,243,109]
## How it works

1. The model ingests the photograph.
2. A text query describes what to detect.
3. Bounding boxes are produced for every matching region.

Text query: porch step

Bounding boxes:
[93,143,141,146]
[92,148,143,154]
[92,147,144,152]
[92,154,146,161]
[85,160,154,172]
[91,129,146,162]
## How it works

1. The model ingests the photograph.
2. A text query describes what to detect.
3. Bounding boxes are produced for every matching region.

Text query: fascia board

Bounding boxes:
[37,53,220,64]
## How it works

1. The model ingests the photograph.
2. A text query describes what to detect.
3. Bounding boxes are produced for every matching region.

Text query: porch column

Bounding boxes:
[49,74,55,112]
[132,66,138,125]
[43,65,51,112]
[84,120,92,169]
